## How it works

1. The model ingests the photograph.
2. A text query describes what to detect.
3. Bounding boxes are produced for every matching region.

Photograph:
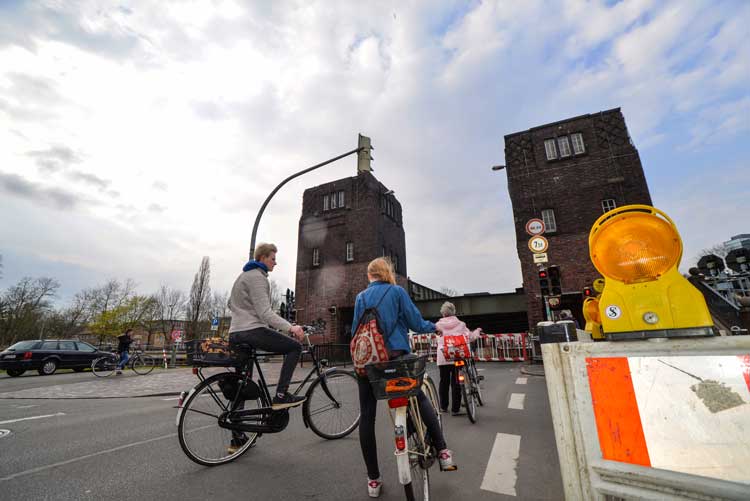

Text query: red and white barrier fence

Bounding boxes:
[409,332,532,362]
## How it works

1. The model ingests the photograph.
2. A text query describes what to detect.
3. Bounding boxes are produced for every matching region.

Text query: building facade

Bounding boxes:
[294,171,407,342]
[503,108,652,328]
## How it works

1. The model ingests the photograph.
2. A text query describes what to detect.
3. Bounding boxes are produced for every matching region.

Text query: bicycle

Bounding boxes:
[453,353,483,423]
[176,326,360,466]
[91,347,156,377]
[366,355,443,501]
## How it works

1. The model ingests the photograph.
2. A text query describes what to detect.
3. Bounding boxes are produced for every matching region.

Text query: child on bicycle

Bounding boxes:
[435,302,482,415]
[353,258,457,498]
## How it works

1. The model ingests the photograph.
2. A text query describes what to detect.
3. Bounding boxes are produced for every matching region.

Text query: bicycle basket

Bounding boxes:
[365,355,427,400]
[192,338,233,367]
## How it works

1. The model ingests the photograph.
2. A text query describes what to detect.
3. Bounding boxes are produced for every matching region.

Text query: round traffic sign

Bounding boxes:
[525,218,545,236]
[528,236,549,254]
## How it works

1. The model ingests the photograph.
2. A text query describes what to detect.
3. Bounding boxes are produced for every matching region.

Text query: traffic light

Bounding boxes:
[582,286,594,298]
[357,134,374,172]
[548,265,561,296]
[538,268,550,296]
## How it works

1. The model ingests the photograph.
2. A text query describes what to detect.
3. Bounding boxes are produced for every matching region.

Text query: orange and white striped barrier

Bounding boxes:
[542,336,750,500]
[587,354,750,480]
[409,333,531,362]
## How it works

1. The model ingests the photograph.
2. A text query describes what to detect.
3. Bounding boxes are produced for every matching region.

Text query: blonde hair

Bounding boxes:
[254,243,278,261]
[367,257,396,285]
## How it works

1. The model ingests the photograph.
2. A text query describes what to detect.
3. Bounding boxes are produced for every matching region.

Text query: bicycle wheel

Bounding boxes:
[470,362,484,406]
[91,356,117,377]
[404,411,430,501]
[421,376,441,429]
[131,354,156,375]
[178,372,262,466]
[303,369,360,439]
[461,368,477,423]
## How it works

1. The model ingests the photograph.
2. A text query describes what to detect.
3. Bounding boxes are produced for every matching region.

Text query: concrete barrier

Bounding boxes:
[542,336,750,500]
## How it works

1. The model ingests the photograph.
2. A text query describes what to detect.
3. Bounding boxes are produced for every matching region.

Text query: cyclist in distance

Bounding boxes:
[352,257,457,498]
[228,242,306,410]
[115,329,133,375]
[435,301,482,415]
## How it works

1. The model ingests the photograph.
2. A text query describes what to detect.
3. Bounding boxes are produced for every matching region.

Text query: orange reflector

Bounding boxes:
[454,360,465,367]
[395,435,406,450]
[590,207,681,284]
[385,377,418,393]
[192,367,199,375]
[388,397,409,408]
[458,374,465,382]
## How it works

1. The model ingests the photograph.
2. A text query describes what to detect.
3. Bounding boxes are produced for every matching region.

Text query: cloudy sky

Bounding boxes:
[1,0,748,304]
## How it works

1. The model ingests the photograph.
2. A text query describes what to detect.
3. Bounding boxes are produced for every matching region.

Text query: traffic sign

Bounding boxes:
[211,318,219,331]
[525,218,545,236]
[528,236,549,254]
[533,252,549,264]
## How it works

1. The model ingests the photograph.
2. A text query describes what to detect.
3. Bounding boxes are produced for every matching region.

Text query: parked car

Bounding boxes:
[0,339,112,376]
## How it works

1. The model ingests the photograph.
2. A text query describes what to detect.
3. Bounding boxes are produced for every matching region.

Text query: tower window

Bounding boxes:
[346,242,354,262]
[601,199,617,213]
[323,195,329,211]
[312,248,320,266]
[541,209,557,233]
[544,139,557,160]
[557,136,571,157]
[571,133,585,154]
[338,190,345,208]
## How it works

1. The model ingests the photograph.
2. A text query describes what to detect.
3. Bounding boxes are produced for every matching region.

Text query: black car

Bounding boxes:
[0,339,111,376]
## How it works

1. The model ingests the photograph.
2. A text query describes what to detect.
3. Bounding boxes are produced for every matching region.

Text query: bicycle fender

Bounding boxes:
[175,386,198,427]
[302,368,342,429]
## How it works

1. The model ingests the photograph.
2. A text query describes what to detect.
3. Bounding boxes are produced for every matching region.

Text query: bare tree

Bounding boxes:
[154,285,186,347]
[269,279,282,311]
[0,277,60,346]
[185,257,211,341]
[209,290,230,336]
[439,287,459,297]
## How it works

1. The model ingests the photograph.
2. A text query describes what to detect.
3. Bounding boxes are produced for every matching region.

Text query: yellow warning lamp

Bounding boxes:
[582,296,605,340]
[588,205,713,340]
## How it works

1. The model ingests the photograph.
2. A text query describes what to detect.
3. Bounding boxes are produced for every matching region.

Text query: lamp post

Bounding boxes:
[249,135,373,259]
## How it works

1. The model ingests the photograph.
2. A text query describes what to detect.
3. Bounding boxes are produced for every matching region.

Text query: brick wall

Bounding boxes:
[504,108,652,328]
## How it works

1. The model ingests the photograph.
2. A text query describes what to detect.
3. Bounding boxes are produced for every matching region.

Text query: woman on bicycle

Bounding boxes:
[435,302,482,415]
[352,257,457,498]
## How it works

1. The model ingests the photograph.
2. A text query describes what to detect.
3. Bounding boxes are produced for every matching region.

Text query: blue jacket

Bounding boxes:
[351,281,436,352]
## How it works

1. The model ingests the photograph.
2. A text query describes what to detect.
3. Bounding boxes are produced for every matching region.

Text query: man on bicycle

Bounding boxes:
[228,242,306,410]
[115,329,133,375]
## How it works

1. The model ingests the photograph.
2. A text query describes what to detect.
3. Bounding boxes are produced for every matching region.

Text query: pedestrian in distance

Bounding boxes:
[115,329,133,375]
[435,301,482,415]
[352,257,457,498]
[228,242,306,410]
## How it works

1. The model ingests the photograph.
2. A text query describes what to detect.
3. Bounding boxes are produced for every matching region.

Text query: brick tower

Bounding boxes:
[295,171,407,342]
[503,108,652,329]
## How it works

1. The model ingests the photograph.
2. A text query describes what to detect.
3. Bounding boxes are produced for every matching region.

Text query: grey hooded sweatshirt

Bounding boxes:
[228,268,292,334]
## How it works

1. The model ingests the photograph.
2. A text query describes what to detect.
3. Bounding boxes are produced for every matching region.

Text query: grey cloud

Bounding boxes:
[0,2,145,59]
[147,203,166,213]
[66,171,110,191]
[27,146,82,173]
[0,172,80,210]
[0,73,64,122]
[152,181,168,191]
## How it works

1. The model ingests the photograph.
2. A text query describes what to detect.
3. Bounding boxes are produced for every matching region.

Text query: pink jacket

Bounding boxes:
[434,316,481,366]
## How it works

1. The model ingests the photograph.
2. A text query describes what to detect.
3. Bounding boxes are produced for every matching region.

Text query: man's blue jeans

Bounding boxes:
[117,351,129,369]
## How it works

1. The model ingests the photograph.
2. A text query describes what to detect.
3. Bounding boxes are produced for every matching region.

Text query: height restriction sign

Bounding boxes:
[528,235,549,254]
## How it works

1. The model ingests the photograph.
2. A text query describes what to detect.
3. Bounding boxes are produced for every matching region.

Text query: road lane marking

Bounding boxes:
[481,433,521,496]
[13,405,40,409]
[515,377,527,385]
[0,413,65,425]
[161,397,180,401]
[508,393,525,410]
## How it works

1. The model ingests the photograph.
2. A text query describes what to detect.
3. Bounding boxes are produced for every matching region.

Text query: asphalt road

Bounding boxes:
[0,363,563,500]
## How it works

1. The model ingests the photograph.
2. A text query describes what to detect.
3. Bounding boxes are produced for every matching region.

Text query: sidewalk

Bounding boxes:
[0,363,312,399]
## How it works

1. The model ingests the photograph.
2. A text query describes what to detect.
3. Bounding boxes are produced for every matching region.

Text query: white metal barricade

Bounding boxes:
[409,333,531,362]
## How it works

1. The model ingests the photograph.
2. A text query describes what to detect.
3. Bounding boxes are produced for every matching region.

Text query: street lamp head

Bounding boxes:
[491,165,506,171]
[383,190,394,196]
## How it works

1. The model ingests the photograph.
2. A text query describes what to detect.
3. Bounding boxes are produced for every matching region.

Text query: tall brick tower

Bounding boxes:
[295,171,407,342]
[503,108,652,329]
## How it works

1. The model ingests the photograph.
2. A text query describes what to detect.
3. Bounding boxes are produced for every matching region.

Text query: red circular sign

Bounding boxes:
[525,218,545,236]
